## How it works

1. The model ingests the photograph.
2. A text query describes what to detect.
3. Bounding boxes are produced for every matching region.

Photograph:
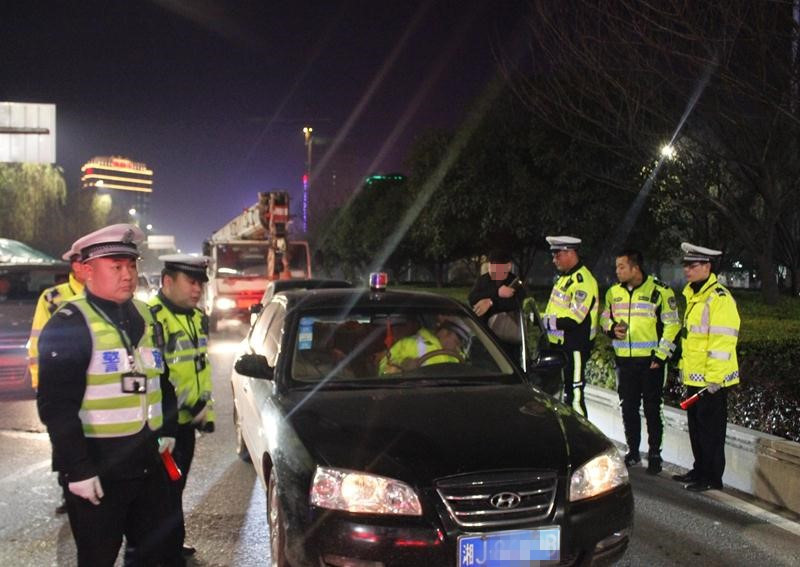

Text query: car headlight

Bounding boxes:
[215,297,236,310]
[569,447,629,501]
[310,466,422,516]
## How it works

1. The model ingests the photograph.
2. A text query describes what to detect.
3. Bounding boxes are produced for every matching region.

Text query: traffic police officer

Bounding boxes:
[600,249,680,473]
[542,236,599,417]
[27,244,87,515]
[28,245,86,390]
[148,254,214,558]
[379,316,470,374]
[36,224,177,566]
[672,243,740,492]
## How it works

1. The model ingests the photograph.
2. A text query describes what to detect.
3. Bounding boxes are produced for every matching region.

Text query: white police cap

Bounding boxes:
[61,243,80,262]
[160,254,211,283]
[546,235,582,251]
[438,316,471,344]
[681,242,722,263]
[72,224,145,262]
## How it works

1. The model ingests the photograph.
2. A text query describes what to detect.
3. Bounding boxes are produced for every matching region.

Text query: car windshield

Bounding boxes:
[289,307,515,386]
[0,266,69,302]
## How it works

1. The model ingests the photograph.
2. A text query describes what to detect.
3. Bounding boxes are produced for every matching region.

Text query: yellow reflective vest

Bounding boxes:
[543,264,599,350]
[148,295,214,426]
[378,328,459,374]
[68,296,165,437]
[600,275,681,361]
[27,273,84,389]
[678,274,740,387]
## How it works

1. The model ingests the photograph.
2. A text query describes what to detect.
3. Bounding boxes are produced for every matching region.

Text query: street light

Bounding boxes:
[660,144,676,160]
[302,126,313,233]
[128,208,137,216]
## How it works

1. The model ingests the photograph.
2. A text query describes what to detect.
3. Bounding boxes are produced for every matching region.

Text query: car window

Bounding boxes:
[289,307,514,385]
[250,301,279,350]
[0,267,68,302]
[264,303,286,367]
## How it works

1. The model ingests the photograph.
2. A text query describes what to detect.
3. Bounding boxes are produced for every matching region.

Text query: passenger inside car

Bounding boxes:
[378,316,470,375]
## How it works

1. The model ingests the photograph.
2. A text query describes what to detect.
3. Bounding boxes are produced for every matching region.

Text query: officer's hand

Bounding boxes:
[498,285,515,299]
[707,382,722,394]
[649,360,661,369]
[613,324,627,339]
[158,436,176,454]
[191,406,209,425]
[69,476,104,505]
[472,298,493,317]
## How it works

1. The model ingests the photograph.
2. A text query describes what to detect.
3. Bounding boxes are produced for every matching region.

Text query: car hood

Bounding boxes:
[282,383,610,483]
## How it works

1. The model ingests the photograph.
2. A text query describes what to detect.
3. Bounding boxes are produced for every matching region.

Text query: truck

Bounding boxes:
[203,191,311,331]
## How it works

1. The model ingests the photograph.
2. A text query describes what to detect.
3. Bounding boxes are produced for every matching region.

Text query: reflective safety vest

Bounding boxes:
[543,264,599,348]
[678,273,740,388]
[148,296,214,425]
[27,273,84,389]
[600,275,681,361]
[68,297,165,437]
[378,328,459,374]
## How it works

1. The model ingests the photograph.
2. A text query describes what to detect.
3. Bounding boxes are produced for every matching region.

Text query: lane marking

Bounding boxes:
[708,490,800,538]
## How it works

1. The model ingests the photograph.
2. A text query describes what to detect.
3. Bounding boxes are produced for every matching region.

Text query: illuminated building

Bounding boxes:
[81,156,153,226]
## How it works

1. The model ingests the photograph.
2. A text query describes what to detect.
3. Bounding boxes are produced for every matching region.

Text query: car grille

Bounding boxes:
[435,470,557,529]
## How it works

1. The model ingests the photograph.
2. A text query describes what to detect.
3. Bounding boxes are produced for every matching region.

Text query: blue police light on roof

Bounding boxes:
[369,272,388,290]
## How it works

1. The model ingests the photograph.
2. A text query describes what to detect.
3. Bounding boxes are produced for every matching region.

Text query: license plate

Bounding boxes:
[458,527,560,566]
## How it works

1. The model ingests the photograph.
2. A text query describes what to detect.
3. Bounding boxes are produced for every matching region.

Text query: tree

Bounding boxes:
[510,0,800,302]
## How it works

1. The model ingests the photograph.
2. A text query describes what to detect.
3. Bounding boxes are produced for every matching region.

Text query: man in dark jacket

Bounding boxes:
[469,249,526,364]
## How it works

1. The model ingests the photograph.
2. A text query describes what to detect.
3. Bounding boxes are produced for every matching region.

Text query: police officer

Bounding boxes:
[600,249,681,473]
[27,244,87,515]
[672,243,740,492]
[36,224,177,566]
[469,249,527,364]
[542,236,599,417]
[148,254,214,559]
[28,245,86,390]
[379,316,470,374]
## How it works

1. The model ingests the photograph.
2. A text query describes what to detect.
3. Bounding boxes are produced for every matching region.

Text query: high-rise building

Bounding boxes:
[81,156,153,227]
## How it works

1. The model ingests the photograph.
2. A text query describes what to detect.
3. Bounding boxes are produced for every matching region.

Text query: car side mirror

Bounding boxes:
[531,349,566,371]
[249,303,263,315]
[234,353,274,380]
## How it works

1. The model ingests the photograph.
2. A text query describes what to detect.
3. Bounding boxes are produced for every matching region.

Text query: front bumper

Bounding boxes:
[286,483,633,567]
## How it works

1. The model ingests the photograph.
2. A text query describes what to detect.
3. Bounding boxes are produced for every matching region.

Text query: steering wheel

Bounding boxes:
[414,349,464,366]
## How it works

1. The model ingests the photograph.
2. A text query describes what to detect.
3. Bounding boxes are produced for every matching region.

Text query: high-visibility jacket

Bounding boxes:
[149,294,214,426]
[543,264,599,351]
[68,296,165,437]
[678,273,740,387]
[600,275,681,361]
[27,273,84,389]
[378,328,459,374]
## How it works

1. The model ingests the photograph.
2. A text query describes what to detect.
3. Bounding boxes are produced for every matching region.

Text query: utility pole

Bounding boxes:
[302,126,313,233]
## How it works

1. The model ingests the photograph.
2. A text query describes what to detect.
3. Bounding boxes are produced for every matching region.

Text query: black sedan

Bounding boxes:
[231,287,633,566]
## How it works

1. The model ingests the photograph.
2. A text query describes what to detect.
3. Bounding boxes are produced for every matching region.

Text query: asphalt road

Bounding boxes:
[0,332,798,566]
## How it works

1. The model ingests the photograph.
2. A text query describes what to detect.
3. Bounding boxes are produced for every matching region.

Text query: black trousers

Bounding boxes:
[561,348,589,417]
[686,385,728,487]
[63,469,170,567]
[165,423,197,556]
[616,360,666,457]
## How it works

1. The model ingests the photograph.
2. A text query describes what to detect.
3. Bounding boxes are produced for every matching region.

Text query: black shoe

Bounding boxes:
[54,501,67,515]
[624,452,641,467]
[685,481,721,492]
[182,545,196,557]
[646,456,662,475]
[672,471,698,483]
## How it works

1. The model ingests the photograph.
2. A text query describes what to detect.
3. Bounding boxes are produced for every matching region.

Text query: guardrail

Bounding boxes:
[585,385,800,515]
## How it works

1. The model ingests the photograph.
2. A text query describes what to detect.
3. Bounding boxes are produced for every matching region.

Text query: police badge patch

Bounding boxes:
[668,296,677,310]
[575,290,587,302]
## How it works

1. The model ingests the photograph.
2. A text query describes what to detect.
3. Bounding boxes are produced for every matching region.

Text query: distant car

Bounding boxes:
[248,278,353,324]
[134,274,158,303]
[231,284,633,567]
[0,262,70,392]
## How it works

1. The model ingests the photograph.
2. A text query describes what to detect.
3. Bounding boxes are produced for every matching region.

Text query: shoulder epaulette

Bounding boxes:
[714,287,727,297]
[44,288,61,303]
[652,277,668,289]
[55,306,76,319]
[576,273,584,283]
[149,304,163,315]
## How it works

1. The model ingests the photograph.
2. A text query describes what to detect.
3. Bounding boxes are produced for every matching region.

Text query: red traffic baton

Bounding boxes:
[679,387,709,410]
[161,450,183,482]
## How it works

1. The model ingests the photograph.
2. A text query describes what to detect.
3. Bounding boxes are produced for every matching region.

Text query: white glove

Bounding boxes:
[191,405,209,425]
[707,382,722,394]
[158,436,176,454]
[68,476,104,505]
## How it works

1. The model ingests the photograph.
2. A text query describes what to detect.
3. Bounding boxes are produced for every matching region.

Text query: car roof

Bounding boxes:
[277,287,467,311]
[270,278,353,292]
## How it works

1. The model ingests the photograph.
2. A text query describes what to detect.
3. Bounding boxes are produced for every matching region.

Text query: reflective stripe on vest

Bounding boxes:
[69,297,164,437]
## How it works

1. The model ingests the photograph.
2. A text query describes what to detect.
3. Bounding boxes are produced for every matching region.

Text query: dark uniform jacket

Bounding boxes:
[36,290,177,482]
[468,272,527,326]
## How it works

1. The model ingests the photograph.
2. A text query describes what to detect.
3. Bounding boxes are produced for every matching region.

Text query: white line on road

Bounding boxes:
[708,490,800,537]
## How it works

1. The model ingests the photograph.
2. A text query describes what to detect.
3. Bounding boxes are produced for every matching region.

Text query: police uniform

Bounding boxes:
[148,254,213,558]
[542,236,599,416]
[27,247,85,389]
[379,318,469,374]
[36,224,177,566]
[674,243,740,492]
[600,269,681,472]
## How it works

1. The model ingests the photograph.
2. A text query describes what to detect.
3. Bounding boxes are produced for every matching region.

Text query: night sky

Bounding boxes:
[2,0,527,253]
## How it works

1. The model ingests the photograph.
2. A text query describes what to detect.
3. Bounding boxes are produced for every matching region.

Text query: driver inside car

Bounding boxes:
[378,316,470,375]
